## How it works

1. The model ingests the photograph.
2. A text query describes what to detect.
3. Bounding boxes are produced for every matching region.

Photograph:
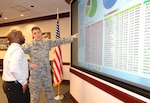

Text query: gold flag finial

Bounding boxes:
[57,8,59,19]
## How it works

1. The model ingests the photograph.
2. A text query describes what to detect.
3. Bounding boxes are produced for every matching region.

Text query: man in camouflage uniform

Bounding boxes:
[23,26,78,103]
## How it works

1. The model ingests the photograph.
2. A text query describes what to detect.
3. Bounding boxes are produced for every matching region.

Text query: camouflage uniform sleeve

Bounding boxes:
[22,43,31,54]
[49,36,73,48]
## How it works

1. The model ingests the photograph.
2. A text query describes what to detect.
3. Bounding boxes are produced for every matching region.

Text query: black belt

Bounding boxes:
[4,80,18,84]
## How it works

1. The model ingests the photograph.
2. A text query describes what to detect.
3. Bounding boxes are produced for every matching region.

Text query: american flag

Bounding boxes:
[53,13,63,86]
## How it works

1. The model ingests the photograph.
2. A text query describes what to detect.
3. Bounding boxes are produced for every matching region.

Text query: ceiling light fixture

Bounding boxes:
[4,17,8,19]
[30,5,34,7]
[20,14,24,16]
[0,13,3,18]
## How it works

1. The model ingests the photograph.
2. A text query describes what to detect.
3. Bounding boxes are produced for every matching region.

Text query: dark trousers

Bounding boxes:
[3,81,30,103]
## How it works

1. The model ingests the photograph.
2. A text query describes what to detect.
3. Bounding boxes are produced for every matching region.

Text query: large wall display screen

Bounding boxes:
[71,0,150,98]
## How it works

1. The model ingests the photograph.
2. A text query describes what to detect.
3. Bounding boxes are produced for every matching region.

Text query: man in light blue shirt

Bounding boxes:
[2,30,30,103]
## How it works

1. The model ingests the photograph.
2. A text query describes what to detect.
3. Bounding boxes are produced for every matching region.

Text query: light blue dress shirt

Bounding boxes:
[2,43,29,85]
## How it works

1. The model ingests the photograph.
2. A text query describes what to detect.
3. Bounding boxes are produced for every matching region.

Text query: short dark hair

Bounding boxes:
[31,26,41,31]
[7,30,23,44]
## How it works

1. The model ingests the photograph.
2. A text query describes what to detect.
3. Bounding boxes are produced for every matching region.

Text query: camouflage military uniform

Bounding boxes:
[23,37,73,103]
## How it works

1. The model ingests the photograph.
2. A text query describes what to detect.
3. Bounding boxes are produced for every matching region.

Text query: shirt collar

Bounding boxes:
[11,43,21,47]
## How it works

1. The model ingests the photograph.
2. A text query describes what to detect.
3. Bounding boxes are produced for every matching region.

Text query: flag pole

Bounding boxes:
[54,8,64,100]
[58,83,60,95]
[54,83,64,100]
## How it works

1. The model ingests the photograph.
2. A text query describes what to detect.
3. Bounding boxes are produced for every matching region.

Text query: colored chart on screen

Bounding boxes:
[85,0,97,17]
[80,0,150,88]
[103,0,117,9]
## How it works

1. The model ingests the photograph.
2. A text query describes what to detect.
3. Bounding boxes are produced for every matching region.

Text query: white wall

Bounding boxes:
[0,17,71,80]
[70,68,150,103]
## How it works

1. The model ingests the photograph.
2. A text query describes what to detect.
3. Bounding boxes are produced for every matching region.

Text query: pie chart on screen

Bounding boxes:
[85,0,97,17]
[103,0,117,9]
